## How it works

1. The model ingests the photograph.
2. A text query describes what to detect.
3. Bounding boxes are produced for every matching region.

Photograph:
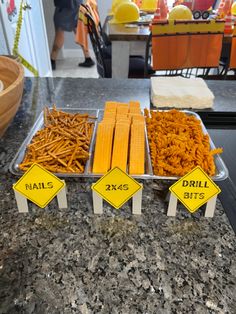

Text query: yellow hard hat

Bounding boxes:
[140,0,157,11]
[110,0,131,15]
[168,5,193,20]
[111,2,140,24]
[231,2,236,15]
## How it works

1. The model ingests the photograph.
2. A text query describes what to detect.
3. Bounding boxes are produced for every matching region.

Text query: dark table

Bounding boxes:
[0,78,235,314]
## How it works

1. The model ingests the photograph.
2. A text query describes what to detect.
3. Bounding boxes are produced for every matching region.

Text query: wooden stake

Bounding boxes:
[92,189,103,214]
[57,181,67,209]
[167,192,178,216]
[205,196,217,218]
[132,184,142,215]
[14,190,29,213]
[92,185,143,215]
[14,181,68,212]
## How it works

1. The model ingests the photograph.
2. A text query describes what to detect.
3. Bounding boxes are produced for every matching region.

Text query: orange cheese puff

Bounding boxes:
[132,115,145,123]
[111,122,130,172]
[129,107,142,115]
[116,113,128,120]
[117,105,129,115]
[129,122,145,175]
[117,102,129,107]
[102,117,116,126]
[129,100,140,108]
[104,101,117,112]
[92,122,115,174]
[104,111,116,118]
[116,119,131,125]
[116,114,131,122]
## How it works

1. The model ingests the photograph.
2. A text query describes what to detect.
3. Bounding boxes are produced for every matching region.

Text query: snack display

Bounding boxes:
[19,106,96,173]
[144,109,223,177]
[92,101,145,175]
[9,105,228,181]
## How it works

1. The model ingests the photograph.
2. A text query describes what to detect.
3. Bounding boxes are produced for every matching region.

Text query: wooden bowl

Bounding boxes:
[0,56,24,137]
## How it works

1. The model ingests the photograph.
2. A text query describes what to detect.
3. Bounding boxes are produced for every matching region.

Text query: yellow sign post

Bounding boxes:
[92,167,143,214]
[13,163,66,211]
[169,166,221,217]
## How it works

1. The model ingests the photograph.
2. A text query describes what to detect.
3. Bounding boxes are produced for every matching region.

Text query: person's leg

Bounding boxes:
[73,28,95,67]
[51,29,64,70]
[82,46,90,59]
[79,47,95,67]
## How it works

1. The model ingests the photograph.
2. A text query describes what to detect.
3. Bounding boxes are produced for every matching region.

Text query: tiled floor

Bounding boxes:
[53,57,99,78]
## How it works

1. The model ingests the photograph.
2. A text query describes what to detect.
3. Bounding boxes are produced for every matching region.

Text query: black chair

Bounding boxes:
[85,11,154,78]
[82,3,111,47]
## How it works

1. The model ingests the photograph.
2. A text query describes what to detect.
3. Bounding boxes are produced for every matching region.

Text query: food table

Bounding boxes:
[107,23,233,78]
[0,78,236,313]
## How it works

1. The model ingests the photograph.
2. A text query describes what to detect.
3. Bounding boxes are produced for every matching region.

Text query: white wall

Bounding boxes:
[1,0,51,76]
[97,0,111,24]
[0,9,10,54]
[42,0,66,59]
[42,0,55,54]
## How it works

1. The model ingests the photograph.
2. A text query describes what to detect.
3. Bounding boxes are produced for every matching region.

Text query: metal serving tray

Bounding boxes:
[146,110,229,182]
[9,109,228,181]
[9,108,99,178]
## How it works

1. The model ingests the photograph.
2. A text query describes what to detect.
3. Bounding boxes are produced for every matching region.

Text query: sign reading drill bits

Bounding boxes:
[168,166,221,216]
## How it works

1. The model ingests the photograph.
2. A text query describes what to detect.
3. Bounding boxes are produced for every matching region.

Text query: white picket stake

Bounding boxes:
[167,192,178,216]
[14,190,29,213]
[57,181,67,209]
[132,184,143,215]
[167,192,217,217]
[92,189,103,214]
[14,181,67,212]
[205,195,217,218]
[92,185,143,215]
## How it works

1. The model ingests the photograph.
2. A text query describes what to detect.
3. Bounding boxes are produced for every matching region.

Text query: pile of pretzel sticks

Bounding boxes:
[19,106,96,173]
[144,109,223,177]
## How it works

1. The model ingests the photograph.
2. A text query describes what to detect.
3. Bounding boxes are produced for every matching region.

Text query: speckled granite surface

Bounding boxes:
[0,78,236,314]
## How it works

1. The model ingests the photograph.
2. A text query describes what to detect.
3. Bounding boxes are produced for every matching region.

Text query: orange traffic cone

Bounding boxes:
[224,12,234,35]
[164,0,169,13]
[135,0,142,8]
[233,20,236,35]
[153,8,161,21]
[218,0,225,17]
[158,0,168,19]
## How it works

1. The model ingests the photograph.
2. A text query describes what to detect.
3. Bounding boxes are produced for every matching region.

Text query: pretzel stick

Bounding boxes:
[19,106,96,173]
[67,140,80,168]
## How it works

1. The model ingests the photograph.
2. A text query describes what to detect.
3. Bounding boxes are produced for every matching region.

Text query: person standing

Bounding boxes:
[51,0,95,70]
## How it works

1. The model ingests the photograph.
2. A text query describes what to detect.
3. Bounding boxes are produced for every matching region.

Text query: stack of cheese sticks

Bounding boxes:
[92,101,145,175]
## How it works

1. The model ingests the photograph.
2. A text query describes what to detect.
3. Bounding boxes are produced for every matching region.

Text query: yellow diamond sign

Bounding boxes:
[169,166,221,213]
[92,167,142,209]
[13,163,65,208]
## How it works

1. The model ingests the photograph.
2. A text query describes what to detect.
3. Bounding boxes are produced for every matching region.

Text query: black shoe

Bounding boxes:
[51,59,56,70]
[78,58,95,68]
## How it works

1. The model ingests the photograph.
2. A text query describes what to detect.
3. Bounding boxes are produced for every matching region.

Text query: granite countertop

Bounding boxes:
[0,78,236,314]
